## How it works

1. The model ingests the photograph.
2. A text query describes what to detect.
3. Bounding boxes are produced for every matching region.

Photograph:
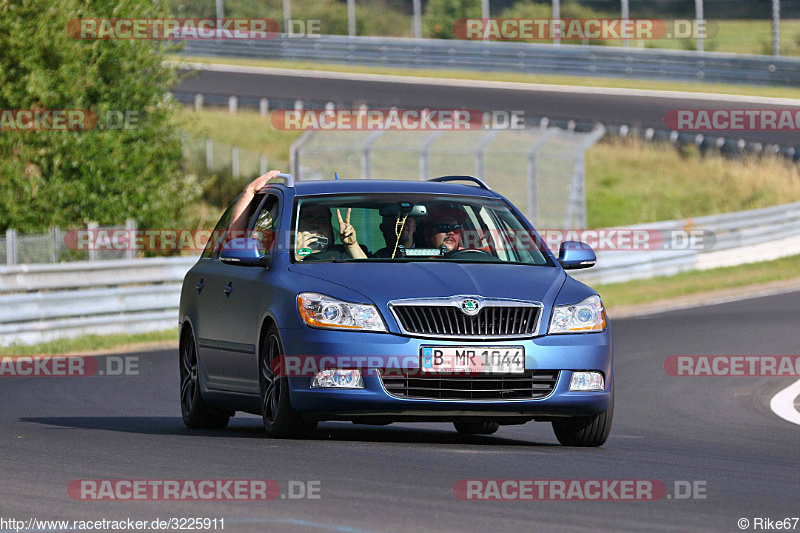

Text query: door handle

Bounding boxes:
[223,282,233,296]
[195,279,204,293]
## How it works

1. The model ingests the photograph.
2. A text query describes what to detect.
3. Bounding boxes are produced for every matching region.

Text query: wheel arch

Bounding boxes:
[257,313,280,384]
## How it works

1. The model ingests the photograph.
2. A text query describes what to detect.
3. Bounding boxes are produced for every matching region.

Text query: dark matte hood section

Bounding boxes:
[288,262,566,316]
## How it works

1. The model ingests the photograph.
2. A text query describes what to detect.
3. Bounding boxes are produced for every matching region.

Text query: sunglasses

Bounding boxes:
[432,223,462,233]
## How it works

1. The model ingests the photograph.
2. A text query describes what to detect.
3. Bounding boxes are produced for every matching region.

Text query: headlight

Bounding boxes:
[297,292,387,332]
[548,295,607,334]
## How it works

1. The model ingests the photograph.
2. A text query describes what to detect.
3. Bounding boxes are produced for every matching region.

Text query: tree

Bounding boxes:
[0,0,197,232]
[424,0,482,39]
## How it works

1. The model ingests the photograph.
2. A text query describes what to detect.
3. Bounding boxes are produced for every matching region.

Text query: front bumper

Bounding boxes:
[280,326,612,420]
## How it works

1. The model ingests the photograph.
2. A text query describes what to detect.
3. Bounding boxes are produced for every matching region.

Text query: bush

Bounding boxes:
[424,0,482,39]
[498,0,610,45]
[0,0,197,232]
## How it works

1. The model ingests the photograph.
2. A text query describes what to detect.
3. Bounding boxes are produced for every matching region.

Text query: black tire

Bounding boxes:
[180,328,230,429]
[453,420,500,435]
[552,386,614,447]
[260,325,317,439]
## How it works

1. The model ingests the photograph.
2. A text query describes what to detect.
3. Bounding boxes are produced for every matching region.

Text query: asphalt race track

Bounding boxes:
[1,291,798,532]
[175,66,800,147]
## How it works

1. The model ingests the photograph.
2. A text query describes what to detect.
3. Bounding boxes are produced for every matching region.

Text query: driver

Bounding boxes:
[423,215,464,254]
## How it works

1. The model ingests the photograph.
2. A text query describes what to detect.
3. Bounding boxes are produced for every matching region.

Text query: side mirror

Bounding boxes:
[220,237,271,268]
[558,241,596,270]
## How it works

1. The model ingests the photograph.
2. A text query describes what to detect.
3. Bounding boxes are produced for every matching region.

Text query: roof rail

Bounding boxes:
[428,175,491,190]
[260,173,295,189]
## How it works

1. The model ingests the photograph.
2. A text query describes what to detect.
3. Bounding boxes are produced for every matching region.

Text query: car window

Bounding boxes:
[250,194,280,255]
[291,193,552,266]
[201,202,235,259]
[200,193,265,260]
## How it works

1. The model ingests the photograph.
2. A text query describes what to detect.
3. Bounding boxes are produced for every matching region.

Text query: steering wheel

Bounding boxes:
[445,248,498,261]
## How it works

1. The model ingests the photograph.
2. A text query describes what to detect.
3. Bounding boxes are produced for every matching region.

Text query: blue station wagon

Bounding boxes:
[179,174,613,446]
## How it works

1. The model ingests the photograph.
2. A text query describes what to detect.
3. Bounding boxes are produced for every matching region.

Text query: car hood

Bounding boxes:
[288,262,566,307]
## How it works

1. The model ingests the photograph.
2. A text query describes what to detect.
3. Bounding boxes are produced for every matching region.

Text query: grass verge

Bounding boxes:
[597,254,800,310]
[0,329,178,357]
[172,55,800,100]
[585,137,800,227]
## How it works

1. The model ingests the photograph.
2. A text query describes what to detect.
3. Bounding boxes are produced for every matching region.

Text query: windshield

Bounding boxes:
[291,193,553,266]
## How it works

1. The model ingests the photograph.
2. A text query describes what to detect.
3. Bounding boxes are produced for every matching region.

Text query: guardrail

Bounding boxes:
[181,35,800,86]
[2,200,800,345]
[0,257,195,345]
[572,200,800,285]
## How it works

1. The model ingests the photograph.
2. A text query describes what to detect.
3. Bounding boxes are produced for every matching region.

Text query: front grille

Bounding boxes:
[380,370,559,400]
[391,304,540,337]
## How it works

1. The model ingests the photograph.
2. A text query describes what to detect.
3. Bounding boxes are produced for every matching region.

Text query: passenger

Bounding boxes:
[228,170,281,238]
[295,204,368,261]
[226,173,367,262]
[372,215,417,258]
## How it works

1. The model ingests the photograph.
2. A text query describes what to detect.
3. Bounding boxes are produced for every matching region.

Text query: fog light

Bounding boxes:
[569,371,604,391]
[312,369,364,389]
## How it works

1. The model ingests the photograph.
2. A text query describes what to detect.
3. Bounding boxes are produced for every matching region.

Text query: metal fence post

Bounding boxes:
[419,131,444,181]
[526,129,558,225]
[215,0,224,26]
[475,130,500,181]
[361,130,385,180]
[228,95,237,114]
[347,0,356,37]
[283,0,291,34]
[50,227,60,263]
[206,139,213,170]
[695,0,704,53]
[567,124,605,229]
[6,229,17,265]
[87,222,98,262]
[290,129,316,179]
[481,0,489,20]
[552,0,560,45]
[125,219,136,260]
[773,0,781,57]
[260,98,269,118]
[412,0,422,39]
[194,93,203,111]
[621,0,629,48]
[567,153,586,229]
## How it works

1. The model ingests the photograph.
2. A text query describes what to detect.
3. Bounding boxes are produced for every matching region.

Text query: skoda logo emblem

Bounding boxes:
[460,298,480,316]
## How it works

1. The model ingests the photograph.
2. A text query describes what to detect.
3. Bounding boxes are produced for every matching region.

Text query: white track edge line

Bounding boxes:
[770,378,800,426]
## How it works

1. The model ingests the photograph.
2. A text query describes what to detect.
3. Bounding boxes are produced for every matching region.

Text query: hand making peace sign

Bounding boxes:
[336,208,367,259]
[337,208,357,246]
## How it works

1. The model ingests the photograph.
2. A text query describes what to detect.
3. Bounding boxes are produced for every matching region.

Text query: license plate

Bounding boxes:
[420,346,525,374]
